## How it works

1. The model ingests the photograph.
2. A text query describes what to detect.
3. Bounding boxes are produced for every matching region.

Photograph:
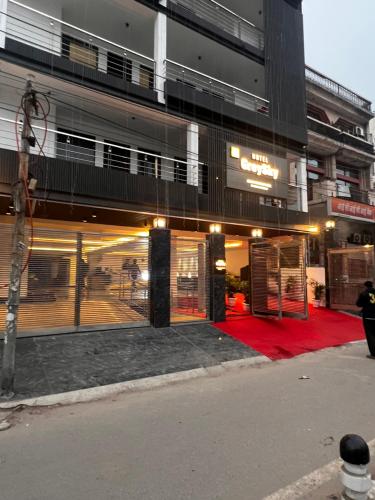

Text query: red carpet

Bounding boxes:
[214,308,364,360]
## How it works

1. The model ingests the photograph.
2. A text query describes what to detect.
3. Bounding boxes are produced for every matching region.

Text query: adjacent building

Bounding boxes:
[0,0,312,336]
[306,66,375,309]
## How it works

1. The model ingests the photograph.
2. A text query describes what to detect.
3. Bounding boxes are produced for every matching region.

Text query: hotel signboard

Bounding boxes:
[226,144,288,198]
[328,197,375,223]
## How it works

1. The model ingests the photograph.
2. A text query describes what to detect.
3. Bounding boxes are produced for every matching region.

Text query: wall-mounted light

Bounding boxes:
[215,259,226,271]
[308,226,319,234]
[153,217,167,229]
[325,220,336,230]
[251,228,263,239]
[230,146,240,159]
[209,223,222,234]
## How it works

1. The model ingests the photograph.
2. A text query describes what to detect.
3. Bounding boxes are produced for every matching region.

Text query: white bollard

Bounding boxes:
[340,435,372,500]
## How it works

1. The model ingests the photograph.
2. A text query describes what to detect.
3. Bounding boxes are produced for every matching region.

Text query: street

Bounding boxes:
[1,341,374,500]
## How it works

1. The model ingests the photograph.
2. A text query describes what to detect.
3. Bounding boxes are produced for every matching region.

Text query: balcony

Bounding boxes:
[165,18,268,116]
[306,66,372,113]
[168,0,264,51]
[307,117,375,156]
[165,60,268,114]
[3,0,157,95]
[310,181,373,206]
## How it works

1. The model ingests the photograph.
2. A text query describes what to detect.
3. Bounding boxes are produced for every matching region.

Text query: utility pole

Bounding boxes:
[1,78,35,397]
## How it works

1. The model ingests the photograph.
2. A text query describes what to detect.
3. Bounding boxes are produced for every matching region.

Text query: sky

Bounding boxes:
[302,0,375,104]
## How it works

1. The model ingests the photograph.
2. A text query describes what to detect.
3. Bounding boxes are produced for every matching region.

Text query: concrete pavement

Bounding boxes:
[0,341,374,500]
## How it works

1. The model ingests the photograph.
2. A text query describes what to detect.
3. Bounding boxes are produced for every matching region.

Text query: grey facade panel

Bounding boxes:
[0,149,308,226]
[264,0,307,139]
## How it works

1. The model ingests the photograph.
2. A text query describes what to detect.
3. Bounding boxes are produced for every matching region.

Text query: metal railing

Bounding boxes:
[306,66,372,112]
[0,116,203,186]
[168,0,264,50]
[307,116,374,145]
[4,0,156,90]
[166,59,269,114]
[309,180,372,205]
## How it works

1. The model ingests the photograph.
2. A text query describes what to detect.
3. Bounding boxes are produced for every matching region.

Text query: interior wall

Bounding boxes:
[226,248,248,276]
[306,266,325,304]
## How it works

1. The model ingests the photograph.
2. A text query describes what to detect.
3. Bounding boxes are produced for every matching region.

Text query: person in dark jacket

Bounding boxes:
[356,281,375,358]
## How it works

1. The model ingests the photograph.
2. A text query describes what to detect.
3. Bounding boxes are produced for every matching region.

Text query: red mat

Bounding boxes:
[214,308,364,360]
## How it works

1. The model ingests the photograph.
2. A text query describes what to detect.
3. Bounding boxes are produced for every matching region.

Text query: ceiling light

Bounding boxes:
[209,223,222,234]
[251,228,263,239]
[153,217,167,229]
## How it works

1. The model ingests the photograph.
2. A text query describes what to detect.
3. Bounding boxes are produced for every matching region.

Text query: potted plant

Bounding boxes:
[309,279,325,307]
[226,273,240,306]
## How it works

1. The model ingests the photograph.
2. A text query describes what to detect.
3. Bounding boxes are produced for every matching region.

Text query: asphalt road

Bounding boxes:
[1,341,374,500]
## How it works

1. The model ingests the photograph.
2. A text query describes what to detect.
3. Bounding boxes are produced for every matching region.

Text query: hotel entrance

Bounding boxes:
[225,235,308,320]
[225,236,252,317]
[251,237,308,319]
[170,236,209,323]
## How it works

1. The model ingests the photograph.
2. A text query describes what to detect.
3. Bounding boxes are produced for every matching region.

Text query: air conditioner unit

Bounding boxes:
[355,126,365,137]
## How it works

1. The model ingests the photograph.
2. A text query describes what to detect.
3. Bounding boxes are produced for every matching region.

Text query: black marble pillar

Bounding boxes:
[149,228,171,328]
[207,233,226,322]
[324,228,339,308]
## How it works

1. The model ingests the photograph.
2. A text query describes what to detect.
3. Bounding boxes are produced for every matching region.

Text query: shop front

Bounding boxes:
[308,198,375,311]
[0,221,151,336]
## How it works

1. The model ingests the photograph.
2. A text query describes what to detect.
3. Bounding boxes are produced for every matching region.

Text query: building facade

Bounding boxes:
[0,0,310,336]
[305,66,375,309]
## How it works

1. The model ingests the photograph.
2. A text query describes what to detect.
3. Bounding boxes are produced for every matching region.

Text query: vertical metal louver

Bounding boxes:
[328,247,375,309]
[251,237,308,320]
[0,224,150,336]
[170,237,209,323]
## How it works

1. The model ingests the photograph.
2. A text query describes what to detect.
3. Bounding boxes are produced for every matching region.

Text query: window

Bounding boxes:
[174,157,187,184]
[336,119,356,136]
[62,35,98,69]
[56,129,96,165]
[107,52,132,82]
[138,149,161,177]
[336,164,361,202]
[260,197,286,209]
[307,155,325,201]
[307,155,324,170]
[103,141,131,172]
[336,165,360,179]
[139,65,154,89]
[307,104,329,123]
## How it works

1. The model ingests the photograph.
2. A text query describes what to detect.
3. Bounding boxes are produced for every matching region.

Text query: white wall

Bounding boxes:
[306,267,325,304]
[0,0,8,49]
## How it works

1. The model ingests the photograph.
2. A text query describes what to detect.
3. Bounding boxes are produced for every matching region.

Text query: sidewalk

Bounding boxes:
[0,323,261,401]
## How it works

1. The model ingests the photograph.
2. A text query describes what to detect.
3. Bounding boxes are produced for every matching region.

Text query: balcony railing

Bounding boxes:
[4,0,156,91]
[306,66,372,112]
[168,0,264,50]
[307,117,375,155]
[165,59,269,115]
[310,180,372,206]
[0,116,205,187]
